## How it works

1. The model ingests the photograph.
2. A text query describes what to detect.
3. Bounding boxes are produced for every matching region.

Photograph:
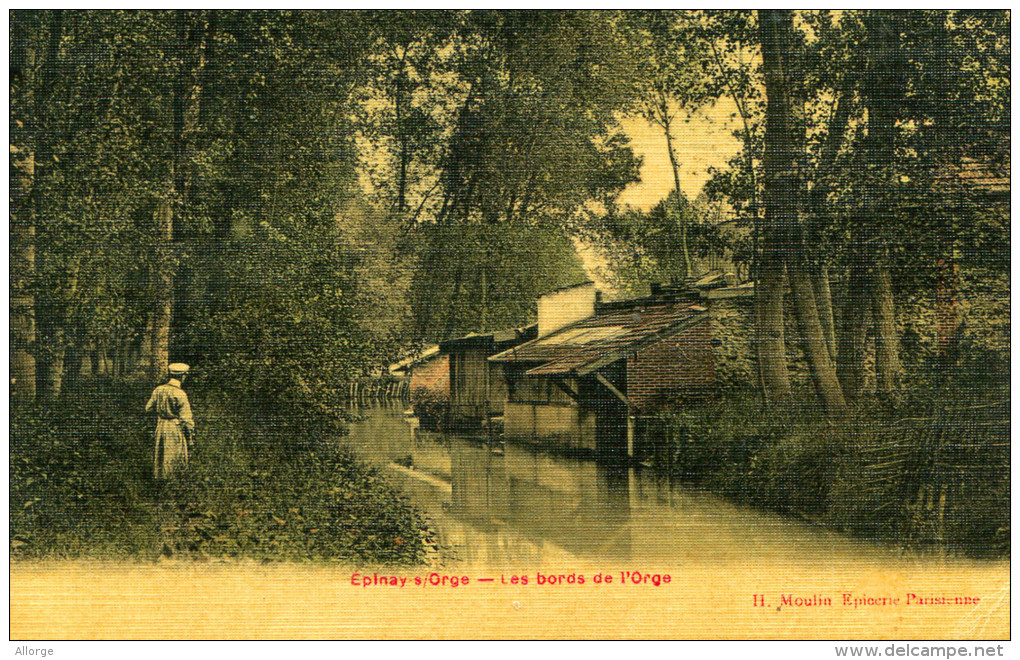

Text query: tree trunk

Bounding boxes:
[758,10,800,404]
[480,267,488,331]
[758,260,791,402]
[661,102,692,280]
[29,11,65,402]
[11,28,37,404]
[813,265,837,362]
[35,267,70,404]
[395,65,410,214]
[758,10,803,404]
[862,11,904,399]
[753,263,767,398]
[443,265,464,340]
[11,138,37,405]
[872,262,902,398]
[152,12,207,382]
[36,325,65,402]
[150,200,174,383]
[64,336,84,393]
[170,11,208,365]
[837,261,870,398]
[808,95,850,373]
[36,258,78,402]
[789,265,846,412]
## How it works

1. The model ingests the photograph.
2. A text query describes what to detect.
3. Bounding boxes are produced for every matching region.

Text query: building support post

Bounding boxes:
[595,372,638,461]
[627,415,635,460]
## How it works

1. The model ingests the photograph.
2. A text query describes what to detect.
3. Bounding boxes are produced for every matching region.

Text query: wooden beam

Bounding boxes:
[551,377,580,402]
[595,373,637,410]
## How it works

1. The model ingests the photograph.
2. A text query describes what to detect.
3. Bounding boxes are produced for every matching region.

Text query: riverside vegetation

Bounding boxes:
[10,378,428,564]
[655,336,1009,559]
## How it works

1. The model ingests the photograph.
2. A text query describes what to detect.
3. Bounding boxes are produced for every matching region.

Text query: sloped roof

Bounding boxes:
[388,345,441,375]
[489,301,708,377]
[438,323,537,351]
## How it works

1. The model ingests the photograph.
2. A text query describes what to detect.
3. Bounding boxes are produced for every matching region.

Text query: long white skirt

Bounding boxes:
[153,419,189,480]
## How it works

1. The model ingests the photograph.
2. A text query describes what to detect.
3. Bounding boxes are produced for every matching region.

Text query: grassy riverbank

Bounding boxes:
[10,378,429,564]
[654,386,1009,558]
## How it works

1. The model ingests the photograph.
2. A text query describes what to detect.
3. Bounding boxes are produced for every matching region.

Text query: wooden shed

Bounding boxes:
[439,324,537,428]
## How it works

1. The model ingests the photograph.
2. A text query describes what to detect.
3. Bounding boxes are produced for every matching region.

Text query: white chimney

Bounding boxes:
[537,282,597,338]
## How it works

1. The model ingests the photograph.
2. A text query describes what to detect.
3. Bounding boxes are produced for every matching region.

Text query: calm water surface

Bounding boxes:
[343,403,921,571]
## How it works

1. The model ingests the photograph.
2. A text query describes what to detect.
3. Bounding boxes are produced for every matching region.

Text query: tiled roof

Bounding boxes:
[489,300,708,377]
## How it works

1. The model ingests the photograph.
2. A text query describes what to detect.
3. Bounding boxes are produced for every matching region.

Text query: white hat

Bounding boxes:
[168,363,190,375]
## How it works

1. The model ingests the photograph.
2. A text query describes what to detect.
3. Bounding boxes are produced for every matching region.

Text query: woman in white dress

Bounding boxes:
[144,363,196,480]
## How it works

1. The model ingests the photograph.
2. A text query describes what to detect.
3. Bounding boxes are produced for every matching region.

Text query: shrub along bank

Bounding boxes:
[10,378,428,564]
[654,375,1008,559]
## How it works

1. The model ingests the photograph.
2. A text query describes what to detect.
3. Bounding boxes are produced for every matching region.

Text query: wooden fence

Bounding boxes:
[857,398,1010,554]
[344,378,411,403]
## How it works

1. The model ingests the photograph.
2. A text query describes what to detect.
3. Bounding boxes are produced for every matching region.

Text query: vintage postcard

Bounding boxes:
[9,10,1010,644]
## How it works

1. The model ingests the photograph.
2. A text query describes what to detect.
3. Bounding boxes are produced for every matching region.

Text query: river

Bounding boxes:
[343,403,919,572]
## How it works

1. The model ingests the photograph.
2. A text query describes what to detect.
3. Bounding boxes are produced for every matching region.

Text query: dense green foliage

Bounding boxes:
[578,191,731,295]
[10,10,385,408]
[655,343,1009,557]
[358,10,642,339]
[10,10,645,406]
[10,380,428,563]
[412,222,588,338]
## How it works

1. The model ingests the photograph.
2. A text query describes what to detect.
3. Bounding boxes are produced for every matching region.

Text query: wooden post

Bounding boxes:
[595,372,638,461]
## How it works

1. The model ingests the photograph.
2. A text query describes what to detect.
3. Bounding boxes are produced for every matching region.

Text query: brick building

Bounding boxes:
[626,319,715,408]
[489,282,714,456]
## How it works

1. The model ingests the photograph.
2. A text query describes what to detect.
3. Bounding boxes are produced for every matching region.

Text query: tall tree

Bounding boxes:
[31,10,68,401]
[755,10,797,403]
[356,11,460,220]
[628,11,714,280]
[10,12,39,403]
[366,10,642,337]
[149,10,208,382]
[759,9,844,412]
[860,10,904,399]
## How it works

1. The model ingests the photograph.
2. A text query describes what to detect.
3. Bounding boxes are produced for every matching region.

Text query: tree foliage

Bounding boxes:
[10,11,381,407]
[10,10,649,406]
[9,10,1010,414]
[357,10,642,338]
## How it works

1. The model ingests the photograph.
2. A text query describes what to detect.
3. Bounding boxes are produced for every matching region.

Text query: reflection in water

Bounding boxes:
[449,439,634,561]
[343,404,912,571]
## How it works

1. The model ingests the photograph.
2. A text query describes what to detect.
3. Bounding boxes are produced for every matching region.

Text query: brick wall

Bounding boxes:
[626,319,715,410]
